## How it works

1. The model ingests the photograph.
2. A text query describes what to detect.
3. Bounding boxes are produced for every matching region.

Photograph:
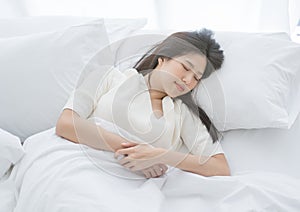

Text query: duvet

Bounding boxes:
[6,121,300,212]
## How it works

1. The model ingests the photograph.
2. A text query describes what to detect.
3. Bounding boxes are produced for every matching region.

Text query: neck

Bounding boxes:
[144,73,167,100]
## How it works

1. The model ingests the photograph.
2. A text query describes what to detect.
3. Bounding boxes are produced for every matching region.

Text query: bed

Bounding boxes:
[0,16,300,212]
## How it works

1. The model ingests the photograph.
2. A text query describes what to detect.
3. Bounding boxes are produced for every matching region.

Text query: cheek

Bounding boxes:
[188,81,199,90]
[165,63,184,78]
[163,70,182,82]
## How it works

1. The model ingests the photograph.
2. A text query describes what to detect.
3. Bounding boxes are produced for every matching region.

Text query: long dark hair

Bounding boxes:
[133,29,224,143]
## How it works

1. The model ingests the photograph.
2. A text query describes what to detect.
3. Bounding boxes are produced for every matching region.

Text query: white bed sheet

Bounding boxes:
[222,112,300,178]
[5,119,300,212]
[0,172,17,212]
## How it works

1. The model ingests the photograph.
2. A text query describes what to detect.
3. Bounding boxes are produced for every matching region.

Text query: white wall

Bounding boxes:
[0,0,27,17]
[0,0,299,33]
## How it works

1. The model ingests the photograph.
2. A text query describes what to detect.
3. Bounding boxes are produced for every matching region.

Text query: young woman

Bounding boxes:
[56,28,230,178]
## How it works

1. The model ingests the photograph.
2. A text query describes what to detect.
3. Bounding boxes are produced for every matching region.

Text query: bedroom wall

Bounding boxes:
[0,0,299,35]
[0,0,27,17]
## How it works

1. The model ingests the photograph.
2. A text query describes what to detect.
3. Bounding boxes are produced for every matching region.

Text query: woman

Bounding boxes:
[56,28,230,178]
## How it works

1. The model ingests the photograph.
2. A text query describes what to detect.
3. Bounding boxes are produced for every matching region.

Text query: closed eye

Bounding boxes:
[182,64,189,72]
[182,64,200,81]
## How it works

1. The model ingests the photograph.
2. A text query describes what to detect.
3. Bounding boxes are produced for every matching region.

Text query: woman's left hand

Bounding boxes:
[114,142,166,171]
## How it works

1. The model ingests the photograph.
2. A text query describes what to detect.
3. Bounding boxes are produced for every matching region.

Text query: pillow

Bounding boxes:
[193,33,300,131]
[112,31,171,71]
[0,19,111,141]
[0,16,147,71]
[113,30,291,70]
[0,129,24,178]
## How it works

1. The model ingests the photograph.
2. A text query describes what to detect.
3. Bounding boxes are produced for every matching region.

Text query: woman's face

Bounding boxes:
[151,53,207,98]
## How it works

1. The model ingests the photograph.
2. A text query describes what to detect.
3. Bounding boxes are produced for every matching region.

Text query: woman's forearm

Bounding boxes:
[160,150,230,176]
[115,143,231,177]
[56,109,128,152]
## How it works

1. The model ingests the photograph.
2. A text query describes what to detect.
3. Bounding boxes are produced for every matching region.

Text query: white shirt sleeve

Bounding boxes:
[179,102,224,157]
[63,66,122,118]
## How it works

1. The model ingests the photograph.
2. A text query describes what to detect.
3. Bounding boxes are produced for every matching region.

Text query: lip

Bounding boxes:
[175,82,185,92]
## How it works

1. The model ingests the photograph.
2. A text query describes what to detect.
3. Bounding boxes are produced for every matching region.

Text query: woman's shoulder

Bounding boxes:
[97,67,139,84]
[122,68,139,77]
[104,67,139,82]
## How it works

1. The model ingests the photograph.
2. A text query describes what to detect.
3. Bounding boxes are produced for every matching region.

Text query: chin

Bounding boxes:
[169,92,182,98]
[167,88,188,98]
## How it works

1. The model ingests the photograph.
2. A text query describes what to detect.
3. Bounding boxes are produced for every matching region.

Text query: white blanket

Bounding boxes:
[0,173,17,212]
[8,126,300,212]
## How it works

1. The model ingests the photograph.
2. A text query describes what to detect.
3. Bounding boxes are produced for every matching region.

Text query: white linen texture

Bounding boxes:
[8,127,300,212]
[0,128,24,178]
[0,19,110,141]
[195,32,300,131]
[1,15,300,212]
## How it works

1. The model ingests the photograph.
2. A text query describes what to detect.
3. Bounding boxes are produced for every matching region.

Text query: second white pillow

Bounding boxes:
[0,19,111,141]
[193,33,300,131]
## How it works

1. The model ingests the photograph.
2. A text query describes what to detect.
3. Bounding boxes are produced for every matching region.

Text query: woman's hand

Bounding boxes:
[114,142,167,172]
[141,163,168,178]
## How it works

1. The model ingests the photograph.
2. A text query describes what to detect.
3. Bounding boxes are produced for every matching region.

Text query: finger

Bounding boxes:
[114,153,129,160]
[114,151,122,159]
[142,170,151,179]
[123,162,134,169]
[118,157,131,166]
[114,154,124,160]
[121,142,137,148]
[153,166,163,176]
[130,164,145,171]
[148,168,157,178]
[115,147,135,157]
[159,164,168,173]
[120,159,139,171]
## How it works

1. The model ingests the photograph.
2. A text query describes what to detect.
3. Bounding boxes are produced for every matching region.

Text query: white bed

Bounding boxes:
[0,16,300,212]
[1,113,300,212]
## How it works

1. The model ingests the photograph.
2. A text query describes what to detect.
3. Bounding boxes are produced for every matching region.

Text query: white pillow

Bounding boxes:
[0,16,147,70]
[113,30,291,70]
[0,19,111,141]
[0,129,24,178]
[0,16,147,58]
[193,33,300,131]
[113,31,171,71]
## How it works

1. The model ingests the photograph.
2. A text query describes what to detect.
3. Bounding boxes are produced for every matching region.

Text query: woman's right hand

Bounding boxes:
[141,163,168,178]
[115,141,168,178]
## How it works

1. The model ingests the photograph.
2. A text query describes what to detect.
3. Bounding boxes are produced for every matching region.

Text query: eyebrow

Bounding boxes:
[185,59,194,68]
[184,59,204,76]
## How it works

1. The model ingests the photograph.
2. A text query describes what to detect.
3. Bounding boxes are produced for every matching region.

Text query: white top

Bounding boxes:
[63,67,223,157]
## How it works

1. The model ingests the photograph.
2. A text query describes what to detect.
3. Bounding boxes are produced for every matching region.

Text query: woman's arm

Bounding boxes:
[159,149,230,176]
[115,143,230,177]
[56,109,169,178]
[56,109,129,152]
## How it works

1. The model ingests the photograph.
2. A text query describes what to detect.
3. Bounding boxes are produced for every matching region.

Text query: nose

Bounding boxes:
[182,72,194,85]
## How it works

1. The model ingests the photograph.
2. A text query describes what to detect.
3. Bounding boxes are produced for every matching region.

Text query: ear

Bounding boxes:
[158,57,163,65]
[155,57,166,70]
